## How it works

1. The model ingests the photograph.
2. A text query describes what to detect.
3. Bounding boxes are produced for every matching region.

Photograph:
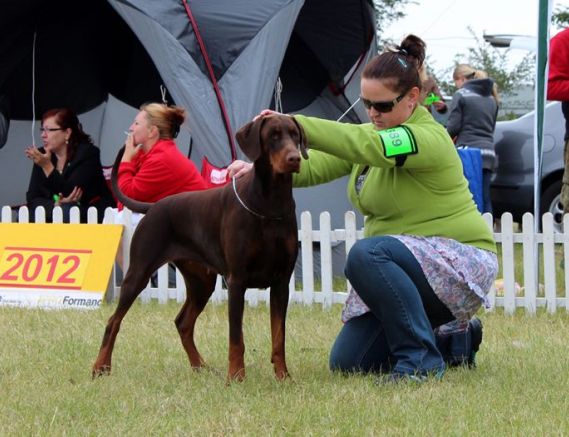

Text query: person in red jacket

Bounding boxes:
[115,102,207,269]
[547,27,569,213]
[118,102,207,209]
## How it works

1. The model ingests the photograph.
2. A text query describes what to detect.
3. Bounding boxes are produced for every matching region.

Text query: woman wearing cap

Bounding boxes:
[229,34,498,383]
[25,107,115,223]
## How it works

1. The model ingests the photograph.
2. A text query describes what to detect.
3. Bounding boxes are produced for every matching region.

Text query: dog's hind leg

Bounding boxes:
[92,262,157,378]
[173,260,217,370]
[269,280,290,380]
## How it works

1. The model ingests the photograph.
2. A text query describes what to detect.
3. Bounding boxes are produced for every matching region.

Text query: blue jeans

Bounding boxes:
[330,236,454,375]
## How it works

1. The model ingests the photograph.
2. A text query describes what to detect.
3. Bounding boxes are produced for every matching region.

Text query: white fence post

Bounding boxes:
[300,211,314,305]
[344,211,358,297]
[500,213,516,315]
[521,213,537,315]
[483,213,496,311]
[319,212,333,308]
[542,213,557,313]
[52,206,63,223]
[69,206,81,223]
[18,206,30,223]
[103,207,119,301]
[157,264,169,304]
[1,206,13,222]
[176,268,185,303]
[211,275,226,303]
[87,207,99,224]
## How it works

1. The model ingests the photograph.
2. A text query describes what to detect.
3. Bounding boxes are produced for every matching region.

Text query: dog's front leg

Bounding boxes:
[270,281,290,380]
[226,280,247,383]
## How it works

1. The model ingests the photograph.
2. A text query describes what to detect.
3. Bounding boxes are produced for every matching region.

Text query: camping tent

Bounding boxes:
[0,0,376,227]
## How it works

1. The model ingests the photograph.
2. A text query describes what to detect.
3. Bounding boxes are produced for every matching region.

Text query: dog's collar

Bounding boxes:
[232,177,284,220]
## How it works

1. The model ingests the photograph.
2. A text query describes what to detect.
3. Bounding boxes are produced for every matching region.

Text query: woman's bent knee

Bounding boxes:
[329,345,359,373]
[346,236,400,268]
[345,237,387,279]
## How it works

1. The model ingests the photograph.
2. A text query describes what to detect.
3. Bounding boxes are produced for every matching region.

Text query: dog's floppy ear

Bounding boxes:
[236,118,264,162]
[292,117,309,160]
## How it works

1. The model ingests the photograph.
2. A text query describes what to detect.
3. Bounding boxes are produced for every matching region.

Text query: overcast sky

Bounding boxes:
[382,0,569,76]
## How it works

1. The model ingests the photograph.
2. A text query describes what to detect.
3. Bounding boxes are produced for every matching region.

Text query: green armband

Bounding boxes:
[423,92,441,106]
[377,126,417,166]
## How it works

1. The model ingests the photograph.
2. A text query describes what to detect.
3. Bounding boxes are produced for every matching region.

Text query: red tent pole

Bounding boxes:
[181,0,237,161]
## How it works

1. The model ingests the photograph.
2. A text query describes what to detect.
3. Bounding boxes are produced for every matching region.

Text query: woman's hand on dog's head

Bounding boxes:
[253,109,282,122]
[227,160,253,179]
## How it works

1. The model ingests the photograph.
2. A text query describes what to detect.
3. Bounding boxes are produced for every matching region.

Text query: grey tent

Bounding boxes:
[0,0,376,226]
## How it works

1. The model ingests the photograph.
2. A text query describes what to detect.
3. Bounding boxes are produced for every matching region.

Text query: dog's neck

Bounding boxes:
[234,161,295,220]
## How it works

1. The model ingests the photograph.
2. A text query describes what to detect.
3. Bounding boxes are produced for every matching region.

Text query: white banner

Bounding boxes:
[0,288,103,310]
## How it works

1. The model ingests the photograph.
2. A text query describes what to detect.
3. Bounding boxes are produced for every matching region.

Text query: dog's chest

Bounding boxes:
[242,222,297,285]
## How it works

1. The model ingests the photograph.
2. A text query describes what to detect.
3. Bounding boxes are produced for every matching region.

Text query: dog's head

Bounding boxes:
[235,114,308,174]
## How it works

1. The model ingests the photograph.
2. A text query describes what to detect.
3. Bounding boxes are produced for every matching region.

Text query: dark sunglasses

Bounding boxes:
[360,92,406,113]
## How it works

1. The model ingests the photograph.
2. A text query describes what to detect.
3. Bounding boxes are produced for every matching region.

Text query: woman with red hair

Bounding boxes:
[25,107,115,222]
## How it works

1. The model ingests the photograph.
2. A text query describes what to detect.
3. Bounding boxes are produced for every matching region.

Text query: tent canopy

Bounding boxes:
[0,0,375,165]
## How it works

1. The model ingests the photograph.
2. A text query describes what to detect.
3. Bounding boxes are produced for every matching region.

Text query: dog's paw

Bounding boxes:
[189,354,206,370]
[190,362,208,372]
[225,368,246,384]
[91,364,111,379]
[274,368,290,381]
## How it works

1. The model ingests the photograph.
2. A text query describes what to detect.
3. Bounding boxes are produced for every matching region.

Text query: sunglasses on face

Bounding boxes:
[360,92,406,113]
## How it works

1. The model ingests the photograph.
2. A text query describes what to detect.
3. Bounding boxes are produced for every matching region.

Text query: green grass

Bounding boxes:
[2,302,569,435]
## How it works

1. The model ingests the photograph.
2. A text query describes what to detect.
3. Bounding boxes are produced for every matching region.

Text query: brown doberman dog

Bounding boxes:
[92,114,308,382]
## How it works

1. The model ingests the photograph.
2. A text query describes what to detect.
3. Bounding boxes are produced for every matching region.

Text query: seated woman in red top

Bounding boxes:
[118,102,207,208]
[115,103,207,269]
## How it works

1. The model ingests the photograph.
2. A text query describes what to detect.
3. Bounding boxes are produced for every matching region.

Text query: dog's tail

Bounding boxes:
[111,147,152,214]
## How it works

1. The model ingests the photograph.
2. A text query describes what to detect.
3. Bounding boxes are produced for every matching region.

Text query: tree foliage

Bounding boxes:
[434,28,535,98]
[372,2,565,102]
[372,0,415,49]
[552,7,569,27]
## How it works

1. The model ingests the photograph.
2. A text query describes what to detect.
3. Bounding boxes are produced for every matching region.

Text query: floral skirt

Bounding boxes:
[341,235,498,333]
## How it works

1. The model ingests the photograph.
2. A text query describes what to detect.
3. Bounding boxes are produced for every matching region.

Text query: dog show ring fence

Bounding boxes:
[2,205,569,315]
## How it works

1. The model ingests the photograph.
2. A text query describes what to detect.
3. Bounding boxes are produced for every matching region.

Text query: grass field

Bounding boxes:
[2,301,569,436]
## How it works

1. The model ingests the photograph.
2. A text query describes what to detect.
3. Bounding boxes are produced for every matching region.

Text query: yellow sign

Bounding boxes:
[0,224,122,309]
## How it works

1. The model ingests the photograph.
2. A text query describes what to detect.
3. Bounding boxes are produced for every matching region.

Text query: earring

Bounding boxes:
[65,139,69,144]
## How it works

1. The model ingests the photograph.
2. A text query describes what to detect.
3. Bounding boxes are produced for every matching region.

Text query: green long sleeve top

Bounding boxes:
[293,106,496,253]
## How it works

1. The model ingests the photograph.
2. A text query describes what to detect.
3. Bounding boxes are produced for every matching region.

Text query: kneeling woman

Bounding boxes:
[230,34,498,383]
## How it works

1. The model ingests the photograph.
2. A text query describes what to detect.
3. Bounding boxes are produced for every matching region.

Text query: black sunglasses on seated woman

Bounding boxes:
[360,91,406,113]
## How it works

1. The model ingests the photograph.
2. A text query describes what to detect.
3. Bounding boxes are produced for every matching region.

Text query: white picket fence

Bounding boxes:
[2,204,569,315]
